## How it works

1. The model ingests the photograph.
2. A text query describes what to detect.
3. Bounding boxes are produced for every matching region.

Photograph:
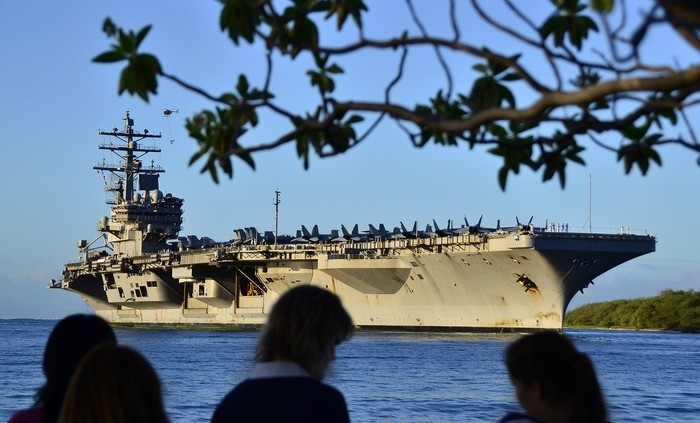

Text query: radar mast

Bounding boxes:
[93,112,183,256]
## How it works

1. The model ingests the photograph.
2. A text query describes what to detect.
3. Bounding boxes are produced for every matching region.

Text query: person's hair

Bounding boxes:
[36,314,116,423]
[505,331,608,423]
[58,343,169,423]
[256,285,354,380]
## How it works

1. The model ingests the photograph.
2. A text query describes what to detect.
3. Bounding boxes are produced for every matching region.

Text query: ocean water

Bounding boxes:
[1,320,698,422]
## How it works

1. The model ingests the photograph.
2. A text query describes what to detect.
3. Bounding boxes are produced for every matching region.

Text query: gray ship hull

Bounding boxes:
[60,231,655,331]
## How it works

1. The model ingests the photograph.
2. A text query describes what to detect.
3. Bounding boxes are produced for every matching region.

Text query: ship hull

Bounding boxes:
[60,231,655,331]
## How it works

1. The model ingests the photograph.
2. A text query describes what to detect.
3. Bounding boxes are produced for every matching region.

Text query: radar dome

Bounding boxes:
[150,190,164,203]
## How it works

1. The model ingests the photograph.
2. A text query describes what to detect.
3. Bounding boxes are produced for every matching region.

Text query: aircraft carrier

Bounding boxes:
[52,113,656,331]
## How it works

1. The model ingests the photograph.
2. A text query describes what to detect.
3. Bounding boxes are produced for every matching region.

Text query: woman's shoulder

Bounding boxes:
[222,377,346,406]
[8,407,43,423]
[213,378,348,423]
[240,377,343,393]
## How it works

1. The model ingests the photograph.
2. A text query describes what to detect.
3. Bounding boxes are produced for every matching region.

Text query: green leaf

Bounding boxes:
[188,147,208,167]
[209,164,220,184]
[616,135,663,175]
[134,25,152,48]
[488,124,507,138]
[184,107,258,183]
[540,16,566,47]
[326,4,348,30]
[472,64,488,74]
[222,90,240,101]
[490,60,509,77]
[566,152,586,166]
[644,133,663,144]
[325,0,368,30]
[557,165,566,187]
[248,88,273,101]
[118,65,135,96]
[327,63,344,74]
[591,0,613,13]
[569,16,598,50]
[220,0,260,45]
[346,114,364,124]
[118,29,135,54]
[620,123,648,141]
[648,148,662,167]
[296,134,309,159]
[498,166,509,191]
[349,0,367,28]
[236,74,250,97]
[219,155,233,178]
[237,149,256,169]
[92,51,127,63]
[101,18,117,37]
[500,72,521,82]
[499,85,516,108]
[293,17,319,47]
[313,52,328,69]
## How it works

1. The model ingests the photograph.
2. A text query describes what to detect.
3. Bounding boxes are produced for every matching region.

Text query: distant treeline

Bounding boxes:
[565,289,700,332]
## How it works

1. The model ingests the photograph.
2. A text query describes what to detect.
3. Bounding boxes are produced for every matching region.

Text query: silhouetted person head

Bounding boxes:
[58,343,169,423]
[37,314,116,423]
[256,285,354,381]
[504,332,608,423]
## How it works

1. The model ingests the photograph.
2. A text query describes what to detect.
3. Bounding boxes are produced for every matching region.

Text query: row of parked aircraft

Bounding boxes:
[190,216,539,247]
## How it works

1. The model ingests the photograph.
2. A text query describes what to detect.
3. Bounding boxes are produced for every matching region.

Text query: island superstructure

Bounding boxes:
[53,112,656,331]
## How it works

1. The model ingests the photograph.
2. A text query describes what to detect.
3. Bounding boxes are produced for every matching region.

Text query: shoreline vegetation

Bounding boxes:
[565,289,700,333]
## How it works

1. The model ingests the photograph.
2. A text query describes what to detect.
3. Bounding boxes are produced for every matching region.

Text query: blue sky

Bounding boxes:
[1,1,698,319]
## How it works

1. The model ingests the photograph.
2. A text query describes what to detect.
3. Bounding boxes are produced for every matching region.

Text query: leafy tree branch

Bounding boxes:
[93,0,700,189]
